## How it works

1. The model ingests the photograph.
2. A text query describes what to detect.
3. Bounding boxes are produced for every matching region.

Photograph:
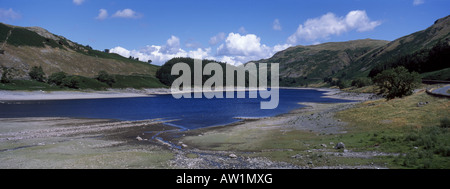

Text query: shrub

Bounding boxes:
[96,71,116,87]
[1,66,12,84]
[440,118,450,128]
[351,77,372,88]
[336,79,350,89]
[62,76,80,89]
[48,72,68,86]
[29,66,46,82]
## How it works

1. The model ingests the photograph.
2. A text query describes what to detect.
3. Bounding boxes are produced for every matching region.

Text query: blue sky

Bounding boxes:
[0,0,449,65]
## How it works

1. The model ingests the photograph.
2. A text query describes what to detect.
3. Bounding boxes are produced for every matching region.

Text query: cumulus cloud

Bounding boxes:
[110,33,291,66]
[273,19,282,31]
[95,9,108,20]
[216,33,291,65]
[287,10,381,45]
[112,9,142,19]
[217,33,270,57]
[110,36,214,65]
[73,0,85,5]
[209,32,226,46]
[413,0,425,6]
[0,8,21,21]
[160,35,182,54]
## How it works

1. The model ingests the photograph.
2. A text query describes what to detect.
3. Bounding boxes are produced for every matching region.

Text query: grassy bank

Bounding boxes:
[335,90,450,168]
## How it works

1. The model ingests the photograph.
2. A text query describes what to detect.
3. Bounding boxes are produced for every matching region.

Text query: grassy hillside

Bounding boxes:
[253,39,389,86]
[0,22,161,81]
[338,15,450,80]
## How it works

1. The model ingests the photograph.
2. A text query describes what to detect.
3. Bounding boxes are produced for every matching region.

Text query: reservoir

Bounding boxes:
[0,89,355,129]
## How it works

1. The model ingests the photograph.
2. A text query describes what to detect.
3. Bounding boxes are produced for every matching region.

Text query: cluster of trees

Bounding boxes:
[29,66,81,89]
[156,57,238,87]
[28,66,116,89]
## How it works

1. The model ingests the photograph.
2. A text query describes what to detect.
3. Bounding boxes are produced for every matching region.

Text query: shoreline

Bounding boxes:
[0,87,375,101]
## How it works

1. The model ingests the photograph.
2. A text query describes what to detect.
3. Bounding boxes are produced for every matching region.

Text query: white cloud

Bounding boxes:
[160,35,181,54]
[209,32,226,46]
[110,36,214,65]
[287,10,381,45]
[112,9,142,19]
[0,8,21,21]
[73,0,85,6]
[109,33,291,66]
[273,19,282,31]
[217,33,270,57]
[95,9,108,20]
[413,0,425,6]
[215,33,290,65]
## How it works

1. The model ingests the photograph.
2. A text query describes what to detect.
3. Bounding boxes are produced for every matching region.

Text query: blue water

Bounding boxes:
[0,89,355,129]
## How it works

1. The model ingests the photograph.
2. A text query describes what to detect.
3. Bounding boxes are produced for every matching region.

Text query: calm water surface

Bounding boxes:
[0,89,355,129]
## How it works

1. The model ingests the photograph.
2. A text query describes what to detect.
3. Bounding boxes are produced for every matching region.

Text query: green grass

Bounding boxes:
[0,80,61,91]
[68,75,109,90]
[335,91,450,168]
[112,74,167,89]
[421,68,450,81]
[0,74,167,91]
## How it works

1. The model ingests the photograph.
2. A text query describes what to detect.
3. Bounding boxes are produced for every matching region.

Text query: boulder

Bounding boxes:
[334,142,345,149]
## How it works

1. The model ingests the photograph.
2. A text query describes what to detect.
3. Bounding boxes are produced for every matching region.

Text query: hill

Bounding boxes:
[343,15,450,79]
[252,15,450,86]
[253,39,389,85]
[0,22,160,79]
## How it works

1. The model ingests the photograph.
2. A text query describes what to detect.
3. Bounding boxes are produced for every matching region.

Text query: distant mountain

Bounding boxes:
[0,22,159,79]
[252,15,450,86]
[254,39,388,80]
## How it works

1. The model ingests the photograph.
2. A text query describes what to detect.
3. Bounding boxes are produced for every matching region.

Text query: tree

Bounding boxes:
[48,72,68,86]
[96,71,116,87]
[62,76,80,89]
[373,66,421,100]
[1,66,12,84]
[351,77,372,88]
[29,66,46,82]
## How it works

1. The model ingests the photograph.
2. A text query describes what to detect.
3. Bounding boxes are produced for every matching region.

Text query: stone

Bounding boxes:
[229,154,237,158]
[335,142,345,149]
[320,144,327,148]
[136,136,143,141]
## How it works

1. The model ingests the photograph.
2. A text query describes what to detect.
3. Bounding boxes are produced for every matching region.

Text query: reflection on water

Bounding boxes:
[0,89,354,129]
